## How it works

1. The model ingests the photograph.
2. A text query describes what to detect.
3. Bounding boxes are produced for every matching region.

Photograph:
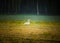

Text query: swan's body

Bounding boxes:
[24,19,31,25]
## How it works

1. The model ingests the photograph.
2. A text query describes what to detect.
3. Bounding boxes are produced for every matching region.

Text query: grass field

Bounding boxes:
[0,15,60,43]
[0,20,60,43]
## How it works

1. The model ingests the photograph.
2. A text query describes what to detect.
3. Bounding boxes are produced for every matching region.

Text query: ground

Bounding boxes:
[0,21,60,43]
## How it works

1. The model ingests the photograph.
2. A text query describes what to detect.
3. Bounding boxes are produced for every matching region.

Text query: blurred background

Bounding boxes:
[0,0,60,43]
[0,0,59,15]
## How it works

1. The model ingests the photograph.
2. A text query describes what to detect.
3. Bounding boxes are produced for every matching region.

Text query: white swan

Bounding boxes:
[24,19,31,25]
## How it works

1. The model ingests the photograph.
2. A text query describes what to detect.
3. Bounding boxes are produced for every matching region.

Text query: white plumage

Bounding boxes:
[24,19,31,25]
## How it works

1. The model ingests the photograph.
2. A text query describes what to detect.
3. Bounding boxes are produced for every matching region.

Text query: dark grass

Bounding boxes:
[0,36,60,43]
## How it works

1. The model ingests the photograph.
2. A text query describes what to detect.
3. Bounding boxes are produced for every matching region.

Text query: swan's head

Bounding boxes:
[27,19,31,22]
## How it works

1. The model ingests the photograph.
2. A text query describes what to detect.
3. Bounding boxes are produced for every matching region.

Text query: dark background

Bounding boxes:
[0,0,59,15]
